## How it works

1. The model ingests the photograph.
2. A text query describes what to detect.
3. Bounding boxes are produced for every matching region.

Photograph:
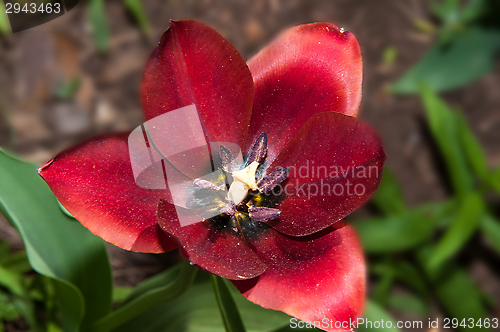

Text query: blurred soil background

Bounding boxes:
[0,0,499,330]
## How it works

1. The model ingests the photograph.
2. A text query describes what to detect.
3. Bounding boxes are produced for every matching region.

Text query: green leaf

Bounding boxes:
[122,0,151,34]
[0,251,31,274]
[431,0,460,24]
[370,167,406,215]
[112,287,133,304]
[418,199,458,229]
[387,294,428,316]
[460,0,488,22]
[88,0,109,53]
[456,111,489,182]
[0,265,25,296]
[357,300,400,332]
[417,247,489,331]
[428,192,484,269]
[418,84,474,197]
[94,261,197,332]
[490,166,500,194]
[371,259,430,301]
[480,214,500,254]
[113,272,292,332]
[0,0,10,35]
[0,240,10,257]
[391,261,430,299]
[0,149,112,331]
[121,264,181,305]
[382,46,398,65]
[392,28,500,94]
[211,275,246,332]
[353,211,436,253]
[11,296,39,330]
[0,295,20,321]
[370,267,394,306]
[55,77,81,101]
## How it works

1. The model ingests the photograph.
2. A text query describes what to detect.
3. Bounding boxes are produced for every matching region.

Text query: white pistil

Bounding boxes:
[232,161,259,190]
[227,161,260,205]
[227,181,249,205]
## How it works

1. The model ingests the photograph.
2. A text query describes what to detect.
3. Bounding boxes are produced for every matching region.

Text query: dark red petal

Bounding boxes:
[233,223,365,331]
[38,133,178,253]
[141,20,254,150]
[157,199,267,279]
[268,112,385,236]
[246,22,363,166]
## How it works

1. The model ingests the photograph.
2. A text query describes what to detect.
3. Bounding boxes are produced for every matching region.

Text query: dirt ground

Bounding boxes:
[0,0,499,328]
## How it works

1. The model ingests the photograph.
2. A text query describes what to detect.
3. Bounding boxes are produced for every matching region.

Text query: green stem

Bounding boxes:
[90,261,197,332]
[211,275,246,332]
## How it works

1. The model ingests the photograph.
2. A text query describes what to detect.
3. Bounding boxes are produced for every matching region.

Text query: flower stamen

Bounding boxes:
[247,132,267,164]
[249,206,281,222]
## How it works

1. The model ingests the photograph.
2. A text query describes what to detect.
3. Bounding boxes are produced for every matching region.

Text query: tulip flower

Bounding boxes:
[39,20,385,331]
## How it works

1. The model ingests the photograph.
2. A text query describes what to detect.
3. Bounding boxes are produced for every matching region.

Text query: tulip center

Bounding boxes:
[191,133,289,236]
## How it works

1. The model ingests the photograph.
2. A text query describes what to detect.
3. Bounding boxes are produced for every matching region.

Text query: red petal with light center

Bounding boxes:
[233,223,365,331]
[157,199,267,279]
[141,20,254,151]
[246,22,363,166]
[38,133,177,253]
[266,112,385,236]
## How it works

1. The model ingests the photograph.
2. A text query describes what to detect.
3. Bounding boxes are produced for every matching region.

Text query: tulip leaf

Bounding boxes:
[480,214,500,254]
[1,251,31,274]
[0,0,10,35]
[387,294,428,317]
[357,300,400,332]
[432,0,488,25]
[55,77,81,101]
[392,28,500,94]
[94,261,197,332]
[353,211,436,253]
[370,167,406,215]
[371,268,394,306]
[418,84,474,197]
[418,247,489,331]
[88,0,109,53]
[211,275,247,332]
[428,191,484,269]
[122,0,151,34]
[113,287,133,304]
[0,265,25,297]
[382,46,398,66]
[0,149,112,331]
[491,166,500,194]
[112,272,292,332]
[0,294,20,321]
[120,264,181,305]
[11,296,39,330]
[456,111,489,182]
[431,0,460,24]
